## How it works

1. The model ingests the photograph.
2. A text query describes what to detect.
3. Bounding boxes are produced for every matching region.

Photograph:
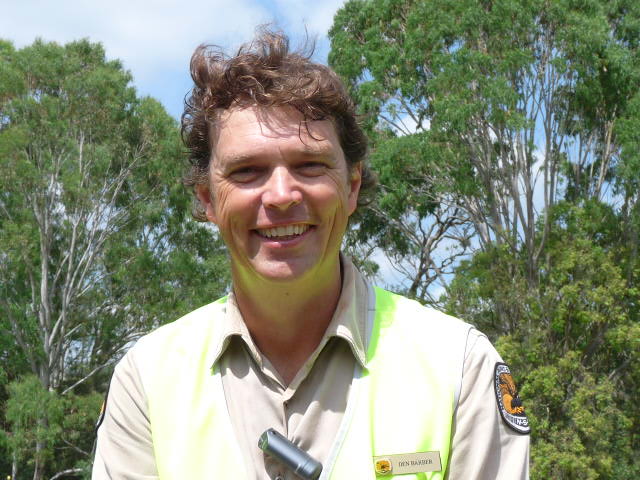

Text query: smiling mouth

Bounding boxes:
[256,224,311,239]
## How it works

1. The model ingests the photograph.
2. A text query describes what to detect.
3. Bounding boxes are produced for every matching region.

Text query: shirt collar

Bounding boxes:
[209,254,370,369]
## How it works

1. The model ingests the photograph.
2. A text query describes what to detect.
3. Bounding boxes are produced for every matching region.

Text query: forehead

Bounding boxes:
[211,106,341,161]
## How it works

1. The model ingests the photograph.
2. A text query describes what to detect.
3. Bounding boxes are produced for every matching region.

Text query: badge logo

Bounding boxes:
[95,384,110,431]
[374,458,392,475]
[373,452,441,474]
[494,362,530,434]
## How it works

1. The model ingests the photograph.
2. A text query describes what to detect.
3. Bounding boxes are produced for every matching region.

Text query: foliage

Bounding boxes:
[330,0,640,293]
[330,0,639,477]
[0,38,229,478]
[5,376,64,472]
[1,1,638,474]
[446,201,640,478]
[3,375,103,479]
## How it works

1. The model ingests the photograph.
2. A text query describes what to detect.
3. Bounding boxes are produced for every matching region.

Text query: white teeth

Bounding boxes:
[258,224,309,238]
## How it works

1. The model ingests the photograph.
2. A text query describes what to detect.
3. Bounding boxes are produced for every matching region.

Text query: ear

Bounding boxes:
[195,183,218,224]
[347,162,362,216]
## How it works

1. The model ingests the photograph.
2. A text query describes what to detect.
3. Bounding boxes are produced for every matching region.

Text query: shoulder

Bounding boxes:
[463,329,502,363]
[369,287,475,377]
[372,286,472,336]
[121,298,228,383]
[134,297,227,352]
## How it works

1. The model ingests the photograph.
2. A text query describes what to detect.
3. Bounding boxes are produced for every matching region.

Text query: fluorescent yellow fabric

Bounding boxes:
[143,288,470,479]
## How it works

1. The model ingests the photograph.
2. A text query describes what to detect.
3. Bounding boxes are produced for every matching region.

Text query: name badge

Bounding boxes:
[373,452,442,475]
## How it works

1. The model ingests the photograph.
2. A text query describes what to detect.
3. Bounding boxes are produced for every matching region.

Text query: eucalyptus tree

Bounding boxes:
[329,1,640,477]
[330,0,640,293]
[0,38,229,478]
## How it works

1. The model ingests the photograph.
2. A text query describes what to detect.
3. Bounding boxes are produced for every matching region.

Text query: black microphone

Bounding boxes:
[258,428,323,480]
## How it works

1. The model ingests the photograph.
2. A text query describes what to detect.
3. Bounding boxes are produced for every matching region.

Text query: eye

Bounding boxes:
[229,166,262,183]
[297,161,327,176]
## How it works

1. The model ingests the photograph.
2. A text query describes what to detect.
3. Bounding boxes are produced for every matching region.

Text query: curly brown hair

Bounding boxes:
[181,28,376,221]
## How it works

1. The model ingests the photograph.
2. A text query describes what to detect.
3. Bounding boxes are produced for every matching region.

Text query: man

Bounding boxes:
[93,29,530,479]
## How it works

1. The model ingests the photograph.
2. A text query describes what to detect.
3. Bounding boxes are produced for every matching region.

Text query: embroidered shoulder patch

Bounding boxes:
[95,384,110,431]
[494,362,530,434]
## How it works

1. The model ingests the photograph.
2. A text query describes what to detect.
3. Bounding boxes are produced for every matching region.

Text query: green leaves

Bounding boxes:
[4,375,103,478]
[0,38,229,478]
[329,1,640,473]
[6,376,65,467]
[445,201,640,478]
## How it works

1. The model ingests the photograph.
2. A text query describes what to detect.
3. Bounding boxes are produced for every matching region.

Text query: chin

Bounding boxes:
[255,266,310,283]
[250,258,318,283]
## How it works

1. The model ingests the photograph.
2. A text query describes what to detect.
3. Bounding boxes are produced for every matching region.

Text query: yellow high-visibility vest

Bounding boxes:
[134,286,472,479]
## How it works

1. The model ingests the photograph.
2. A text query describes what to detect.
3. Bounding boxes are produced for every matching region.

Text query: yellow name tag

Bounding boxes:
[373,452,442,475]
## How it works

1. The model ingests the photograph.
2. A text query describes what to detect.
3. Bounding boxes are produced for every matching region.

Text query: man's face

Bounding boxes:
[197,106,361,286]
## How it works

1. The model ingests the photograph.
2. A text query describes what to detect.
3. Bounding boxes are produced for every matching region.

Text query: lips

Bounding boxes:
[255,224,311,239]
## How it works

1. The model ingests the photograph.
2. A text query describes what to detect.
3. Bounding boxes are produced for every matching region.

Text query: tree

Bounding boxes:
[0,38,230,478]
[329,0,640,477]
[446,201,639,478]
[330,0,640,300]
[345,131,473,303]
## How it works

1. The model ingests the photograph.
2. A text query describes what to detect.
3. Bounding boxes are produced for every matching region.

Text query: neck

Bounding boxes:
[232,259,342,385]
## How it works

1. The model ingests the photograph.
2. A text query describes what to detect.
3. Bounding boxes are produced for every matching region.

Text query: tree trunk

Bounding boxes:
[12,451,18,480]
[32,414,48,480]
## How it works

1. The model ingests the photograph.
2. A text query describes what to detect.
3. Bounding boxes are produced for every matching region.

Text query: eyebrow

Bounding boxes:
[220,147,334,165]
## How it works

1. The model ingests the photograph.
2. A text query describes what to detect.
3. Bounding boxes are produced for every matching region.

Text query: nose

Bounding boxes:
[262,166,303,210]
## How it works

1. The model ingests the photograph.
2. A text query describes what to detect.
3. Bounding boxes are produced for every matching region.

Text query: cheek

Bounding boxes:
[325,173,354,211]
[211,184,235,223]
[213,183,260,227]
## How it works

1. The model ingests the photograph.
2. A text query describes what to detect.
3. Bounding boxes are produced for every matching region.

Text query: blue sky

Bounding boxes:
[2,0,346,119]
[2,0,411,288]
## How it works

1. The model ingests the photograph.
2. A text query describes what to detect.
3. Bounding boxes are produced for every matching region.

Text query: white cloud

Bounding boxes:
[3,1,266,78]
[272,0,345,36]
[2,0,347,117]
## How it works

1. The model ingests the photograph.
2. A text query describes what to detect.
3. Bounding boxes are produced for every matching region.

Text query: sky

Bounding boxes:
[1,0,346,119]
[2,0,410,288]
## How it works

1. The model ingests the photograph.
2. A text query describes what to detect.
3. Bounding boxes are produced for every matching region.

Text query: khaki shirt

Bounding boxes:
[93,258,529,479]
